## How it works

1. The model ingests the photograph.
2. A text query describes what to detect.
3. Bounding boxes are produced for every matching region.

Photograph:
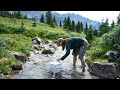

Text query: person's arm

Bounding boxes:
[61,44,71,60]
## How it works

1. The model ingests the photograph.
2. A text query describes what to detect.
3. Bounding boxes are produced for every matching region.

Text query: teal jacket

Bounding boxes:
[61,37,84,60]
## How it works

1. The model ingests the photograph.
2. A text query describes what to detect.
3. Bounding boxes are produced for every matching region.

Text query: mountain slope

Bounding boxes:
[20,11,101,30]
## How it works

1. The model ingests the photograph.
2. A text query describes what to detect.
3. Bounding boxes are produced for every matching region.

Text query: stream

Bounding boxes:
[11,44,99,79]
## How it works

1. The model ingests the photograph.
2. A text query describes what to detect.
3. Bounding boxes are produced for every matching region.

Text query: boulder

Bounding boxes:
[103,50,120,62]
[10,62,22,70]
[89,62,119,79]
[42,48,55,54]
[32,37,42,45]
[10,51,27,62]
[104,50,119,58]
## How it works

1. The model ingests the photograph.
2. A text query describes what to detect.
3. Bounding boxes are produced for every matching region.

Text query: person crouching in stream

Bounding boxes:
[56,37,90,72]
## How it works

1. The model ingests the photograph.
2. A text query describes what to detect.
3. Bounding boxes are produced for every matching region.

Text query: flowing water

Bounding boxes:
[11,46,99,79]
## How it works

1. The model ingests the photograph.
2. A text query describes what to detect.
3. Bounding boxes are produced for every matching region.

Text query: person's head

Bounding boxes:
[57,38,64,46]
[57,38,65,50]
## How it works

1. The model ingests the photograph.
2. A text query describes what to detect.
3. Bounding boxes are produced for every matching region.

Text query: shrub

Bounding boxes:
[23,29,38,38]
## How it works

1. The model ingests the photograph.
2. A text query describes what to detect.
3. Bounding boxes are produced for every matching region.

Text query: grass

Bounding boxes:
[0,16,86,40]
[0,34,32,75]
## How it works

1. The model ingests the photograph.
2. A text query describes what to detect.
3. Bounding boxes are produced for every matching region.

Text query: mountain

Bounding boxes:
[20,11,101,30]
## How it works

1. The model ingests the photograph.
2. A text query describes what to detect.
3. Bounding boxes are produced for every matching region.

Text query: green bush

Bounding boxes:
[100,25,120,51]
[38,29,49,38]
[86,24,120,66]
[23,29,38,38]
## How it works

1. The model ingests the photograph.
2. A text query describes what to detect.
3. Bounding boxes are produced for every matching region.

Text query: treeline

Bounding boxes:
[99,13,120,36]
[39,11,98,43]
[40,12,120,42]
[0,11,28,19]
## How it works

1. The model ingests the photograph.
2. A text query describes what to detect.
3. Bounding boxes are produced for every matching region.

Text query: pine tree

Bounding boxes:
[24,15,28,19]
[32,17,36,21]
[66,16,71,30]
[99,18,110,36]
[93,29,98,36]
[63,17,67,29]
[76,21,81,33]
[86,29,94,43]
[59,20,62,27]
[71,20,75,31]
[40,13,45,23]
[46,11,52,25]
[50,19,55,28]
[117,13,120,25]
[80,22,83,32]
[53,16,57,26]
[16,11,23,19]
[111,20,115,29]
[84,23,88,35]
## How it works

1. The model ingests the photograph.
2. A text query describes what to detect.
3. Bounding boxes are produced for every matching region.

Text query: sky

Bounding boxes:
[55,11,120,24]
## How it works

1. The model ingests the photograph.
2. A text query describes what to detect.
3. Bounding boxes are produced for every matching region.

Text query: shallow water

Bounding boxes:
[12,46,99,79]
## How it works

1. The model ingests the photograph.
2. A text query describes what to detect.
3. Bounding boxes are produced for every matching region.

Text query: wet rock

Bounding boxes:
[32,45,40,51]
[90,62,119,79]
[109,53,120,62]
[34,50,40,55]
[104,50,120,58]
[10,51,27,62]
[32,37,42,45]
[49,43,57,50]
[103,50,120,62]
[45,40,52,44]
[61,74,72,79]
[0,74,4,79]
[11,62,22,70]
[3,75,11,79]
[42,48,55,54]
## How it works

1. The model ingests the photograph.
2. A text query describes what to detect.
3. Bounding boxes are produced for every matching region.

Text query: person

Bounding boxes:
[56,37,90,72]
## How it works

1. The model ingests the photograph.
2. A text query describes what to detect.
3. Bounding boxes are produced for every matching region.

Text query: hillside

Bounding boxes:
[0,16,86,40]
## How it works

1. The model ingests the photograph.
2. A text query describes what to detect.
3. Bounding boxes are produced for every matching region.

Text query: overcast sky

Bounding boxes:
[55,11,120,24]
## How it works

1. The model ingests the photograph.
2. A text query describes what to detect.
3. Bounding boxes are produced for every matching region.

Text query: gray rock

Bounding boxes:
[61,74,72,79]
[104,50,119,58]
[49,43,57,50]
[42,48,55,54]
[32,45,40,51]
[32,37,42,45]
[103,50,120,62]
[45,40,52,44]
[3,75,11,79]
[11,62,22,70]
[0,74,4,79]
[10,51,27,62]
[90,62,119,79]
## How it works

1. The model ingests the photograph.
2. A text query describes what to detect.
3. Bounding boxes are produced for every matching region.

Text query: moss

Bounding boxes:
[2,65,12,75]
[10,61,22,70]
